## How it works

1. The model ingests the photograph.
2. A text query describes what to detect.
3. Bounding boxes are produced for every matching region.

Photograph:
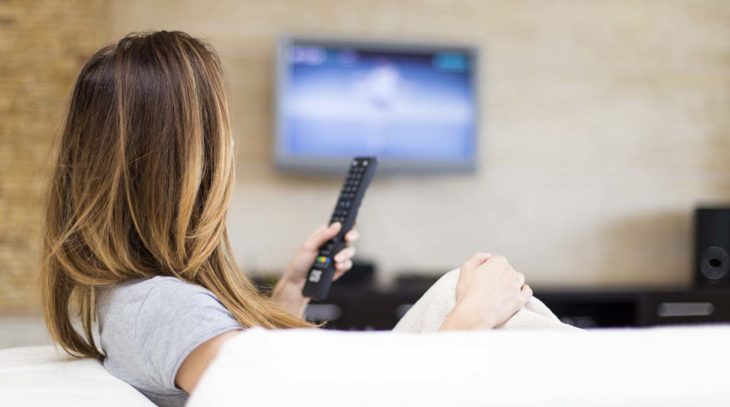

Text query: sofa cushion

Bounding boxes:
[0,346,154,406]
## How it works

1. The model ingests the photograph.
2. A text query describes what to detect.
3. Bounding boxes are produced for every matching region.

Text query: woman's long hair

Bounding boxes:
[42,31,310,359]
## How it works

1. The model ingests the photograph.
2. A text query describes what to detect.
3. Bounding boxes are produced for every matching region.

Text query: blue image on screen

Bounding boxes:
[280,44,476,166]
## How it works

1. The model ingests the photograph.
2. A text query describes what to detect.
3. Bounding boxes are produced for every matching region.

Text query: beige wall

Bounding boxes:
[109,0,730,288]
[2,0,729,312]
[0,0,108,312]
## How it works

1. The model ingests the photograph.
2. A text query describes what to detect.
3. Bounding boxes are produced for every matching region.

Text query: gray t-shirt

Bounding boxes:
[97,276,242,407]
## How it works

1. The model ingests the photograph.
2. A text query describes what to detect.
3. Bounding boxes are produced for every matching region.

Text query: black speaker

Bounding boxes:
[695,207,730,287]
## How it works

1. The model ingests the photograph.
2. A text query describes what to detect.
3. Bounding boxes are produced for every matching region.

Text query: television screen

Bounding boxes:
[275,38,478,173]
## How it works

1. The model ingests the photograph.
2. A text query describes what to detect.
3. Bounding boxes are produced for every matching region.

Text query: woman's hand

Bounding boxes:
[440,252,533,331]
[272,222,359,316]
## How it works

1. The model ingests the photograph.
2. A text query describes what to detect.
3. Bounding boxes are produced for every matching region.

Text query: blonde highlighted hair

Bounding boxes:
[42,31,309,359]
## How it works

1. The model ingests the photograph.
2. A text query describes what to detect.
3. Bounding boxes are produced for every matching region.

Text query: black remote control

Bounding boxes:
[302,157,378,300]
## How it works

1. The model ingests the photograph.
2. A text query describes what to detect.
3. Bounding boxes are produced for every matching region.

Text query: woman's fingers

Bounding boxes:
[463,252,492,271]
[345,228,359,243]
[303,223,341,250]
[332,246,356,281]
[521,284,533,301]
[515,272,525,288]
[334,246,356,263]
[333,260,353,281]
[335,260,353,272]
[304,223,360,250]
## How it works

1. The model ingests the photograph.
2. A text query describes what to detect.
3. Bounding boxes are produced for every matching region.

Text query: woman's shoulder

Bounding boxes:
[97,276,222,331]
[111,275,206,292]
[97,276,240,403]
[99,276,208,305]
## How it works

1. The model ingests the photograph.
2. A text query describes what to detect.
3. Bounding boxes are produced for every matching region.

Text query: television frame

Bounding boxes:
[274,36,481,174]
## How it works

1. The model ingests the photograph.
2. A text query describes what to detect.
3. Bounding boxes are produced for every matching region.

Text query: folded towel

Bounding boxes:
[394,269,579,332]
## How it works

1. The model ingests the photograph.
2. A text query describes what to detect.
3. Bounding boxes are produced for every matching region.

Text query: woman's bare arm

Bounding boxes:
[175,330,241,393]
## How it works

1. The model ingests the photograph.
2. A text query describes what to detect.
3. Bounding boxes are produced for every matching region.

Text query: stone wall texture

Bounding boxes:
[2,0,730,313]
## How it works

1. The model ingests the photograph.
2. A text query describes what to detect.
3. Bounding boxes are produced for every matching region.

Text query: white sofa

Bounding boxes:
[2,326,730,406]
[0,345,154,406]
[190,326,730,407]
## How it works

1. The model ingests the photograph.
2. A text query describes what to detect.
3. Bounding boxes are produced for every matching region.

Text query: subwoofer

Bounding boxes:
[695,207,730,287]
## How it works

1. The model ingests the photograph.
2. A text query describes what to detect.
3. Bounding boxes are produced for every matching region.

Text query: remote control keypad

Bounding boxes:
[303,157,378,300]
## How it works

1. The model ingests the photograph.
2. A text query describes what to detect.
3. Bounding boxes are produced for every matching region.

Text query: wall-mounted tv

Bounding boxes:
[275,37,479,173]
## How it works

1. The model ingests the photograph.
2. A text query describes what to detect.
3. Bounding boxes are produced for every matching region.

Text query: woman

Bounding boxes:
[42,31,532,407]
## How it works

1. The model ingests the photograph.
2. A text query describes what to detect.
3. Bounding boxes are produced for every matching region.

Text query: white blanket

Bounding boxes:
[394,269,578,332]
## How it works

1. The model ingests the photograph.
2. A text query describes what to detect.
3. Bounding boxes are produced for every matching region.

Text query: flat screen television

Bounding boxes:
[275,37,479,173]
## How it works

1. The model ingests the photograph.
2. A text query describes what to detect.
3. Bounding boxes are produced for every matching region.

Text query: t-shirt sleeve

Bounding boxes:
[134,279,242,391]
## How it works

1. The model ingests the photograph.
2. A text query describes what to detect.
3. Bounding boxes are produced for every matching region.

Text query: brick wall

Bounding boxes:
[0,0,108,313]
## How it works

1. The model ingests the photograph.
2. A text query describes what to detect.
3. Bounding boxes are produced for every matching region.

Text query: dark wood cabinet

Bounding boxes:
[305,285,730,330]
